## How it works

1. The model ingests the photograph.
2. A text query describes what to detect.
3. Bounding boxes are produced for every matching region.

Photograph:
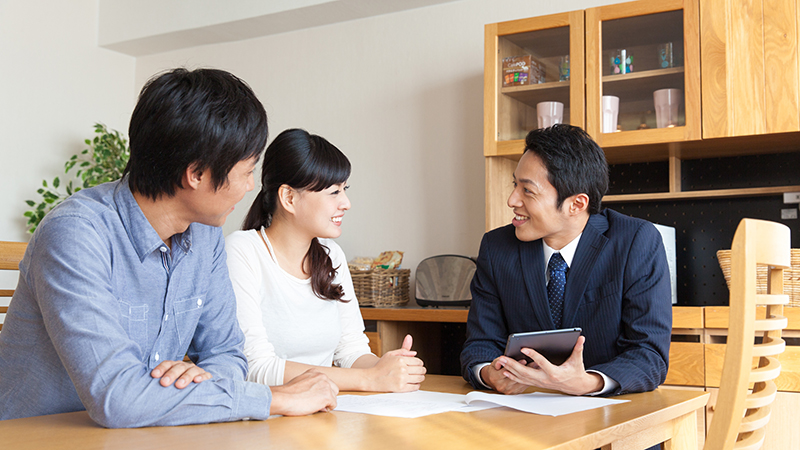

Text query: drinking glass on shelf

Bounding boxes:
[610,49,633,74]
[657,42,674,68]
[602,95,620,133]
[654,88,682,128]
[559,55,570,81]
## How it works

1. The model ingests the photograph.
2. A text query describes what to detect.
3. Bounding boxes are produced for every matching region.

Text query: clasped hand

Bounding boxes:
[480,335,603,396]
[150,359,212,389]
[369,334,426,392]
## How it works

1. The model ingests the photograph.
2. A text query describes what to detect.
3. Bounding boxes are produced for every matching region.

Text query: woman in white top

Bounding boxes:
[226,128,426,392]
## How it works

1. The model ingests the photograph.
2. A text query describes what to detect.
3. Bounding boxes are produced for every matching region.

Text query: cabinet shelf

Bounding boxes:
[604,185,800,203]
[603,67,685,107]
[495,130,800,163]
[603,66,684,84]
[501,81,571,106]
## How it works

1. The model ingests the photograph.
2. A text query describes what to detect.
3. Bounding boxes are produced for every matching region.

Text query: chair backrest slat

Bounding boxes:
[705,219,791,450]
[1,241,28,331]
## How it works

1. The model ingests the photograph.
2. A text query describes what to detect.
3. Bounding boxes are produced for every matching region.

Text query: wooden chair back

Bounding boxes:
[705,219,791,450]
[0,241,27,331]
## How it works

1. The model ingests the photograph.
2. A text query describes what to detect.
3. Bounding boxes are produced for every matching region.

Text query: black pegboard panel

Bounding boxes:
[608,161,670,195]
[683,153,800,190]
[614,196,800,306]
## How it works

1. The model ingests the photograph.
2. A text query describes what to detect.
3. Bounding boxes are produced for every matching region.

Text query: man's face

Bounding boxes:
[193,156,257,227]
[507,152,573,247]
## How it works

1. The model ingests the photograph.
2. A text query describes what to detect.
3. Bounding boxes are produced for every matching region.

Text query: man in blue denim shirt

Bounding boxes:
[0,68,338,427]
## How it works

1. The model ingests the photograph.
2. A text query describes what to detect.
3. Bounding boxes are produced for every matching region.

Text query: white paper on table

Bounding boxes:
[396,390,498,413]
[465,391,628,416]
[335,391,497,418]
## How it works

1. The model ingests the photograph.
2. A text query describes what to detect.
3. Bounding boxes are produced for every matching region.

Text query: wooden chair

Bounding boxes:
[705,219,791,450]
[0,241,27,331]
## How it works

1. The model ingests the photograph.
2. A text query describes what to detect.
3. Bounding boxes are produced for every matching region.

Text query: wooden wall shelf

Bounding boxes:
[603,185,800,203]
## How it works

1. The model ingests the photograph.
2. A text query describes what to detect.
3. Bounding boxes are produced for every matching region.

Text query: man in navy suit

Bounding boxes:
[461,124,671,397]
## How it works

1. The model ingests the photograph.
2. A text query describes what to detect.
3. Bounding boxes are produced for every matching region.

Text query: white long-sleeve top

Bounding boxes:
[225,228,372,386]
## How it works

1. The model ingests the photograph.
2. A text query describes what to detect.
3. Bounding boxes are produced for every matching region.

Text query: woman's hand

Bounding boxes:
[367,334,426,392]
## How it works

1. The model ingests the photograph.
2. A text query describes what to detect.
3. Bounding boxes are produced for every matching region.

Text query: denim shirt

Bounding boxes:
[0,179,272,427]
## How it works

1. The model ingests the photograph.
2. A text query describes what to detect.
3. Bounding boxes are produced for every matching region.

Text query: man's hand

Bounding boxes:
[269,370,339,416]
[368,334,426,392]
[497,335,604,396]
[480,358,528,394]
[150,360,212,389]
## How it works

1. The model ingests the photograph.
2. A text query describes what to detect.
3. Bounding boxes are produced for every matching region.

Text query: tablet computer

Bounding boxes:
[503,328,582,366]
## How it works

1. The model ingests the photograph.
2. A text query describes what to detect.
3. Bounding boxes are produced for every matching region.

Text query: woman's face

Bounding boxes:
[292,181,351,239]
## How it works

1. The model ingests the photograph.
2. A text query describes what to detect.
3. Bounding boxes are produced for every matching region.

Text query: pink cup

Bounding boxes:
[537,102,564,128]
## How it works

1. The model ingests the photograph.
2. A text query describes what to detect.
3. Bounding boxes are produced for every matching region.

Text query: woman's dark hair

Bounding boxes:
[126,67,268,200]
[524,124,609,215]
[243,128,352,302]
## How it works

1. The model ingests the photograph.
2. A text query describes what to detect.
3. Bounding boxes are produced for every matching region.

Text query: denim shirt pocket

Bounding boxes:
[173,296,205,347]
[118,300,148,343]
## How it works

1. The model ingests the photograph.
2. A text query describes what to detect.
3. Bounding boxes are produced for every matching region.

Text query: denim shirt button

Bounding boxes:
[196,298,203,306]
[155,352,160,361]
[164,314,169,321]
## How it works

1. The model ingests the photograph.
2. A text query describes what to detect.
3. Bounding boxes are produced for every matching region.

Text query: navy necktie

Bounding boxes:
[547,253,568,328]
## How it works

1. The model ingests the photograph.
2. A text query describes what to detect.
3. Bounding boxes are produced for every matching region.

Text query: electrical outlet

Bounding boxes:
[784,192,800,204]
[781,208,798,220]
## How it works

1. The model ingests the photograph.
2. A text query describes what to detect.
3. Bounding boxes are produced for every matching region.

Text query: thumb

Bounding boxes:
[569,335,586,365]
[402,334,413,351]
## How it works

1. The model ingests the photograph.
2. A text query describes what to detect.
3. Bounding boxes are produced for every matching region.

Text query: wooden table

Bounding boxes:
[1,375,708,450]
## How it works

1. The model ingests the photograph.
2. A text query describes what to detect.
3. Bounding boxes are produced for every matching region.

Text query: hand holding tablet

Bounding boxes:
[503,328,582,366]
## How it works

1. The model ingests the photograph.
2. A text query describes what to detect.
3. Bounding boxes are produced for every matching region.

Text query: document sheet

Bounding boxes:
[335,390,628,418]
[464,391,627,416]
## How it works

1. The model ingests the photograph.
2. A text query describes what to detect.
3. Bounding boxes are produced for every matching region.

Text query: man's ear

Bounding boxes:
[183,163,205,190]
[277,184,296,214]
[567,193,590,216]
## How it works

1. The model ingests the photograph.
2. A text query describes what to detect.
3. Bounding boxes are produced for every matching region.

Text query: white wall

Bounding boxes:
[0,0,136,245]
[134,0,618,286]
[1,0,620,295]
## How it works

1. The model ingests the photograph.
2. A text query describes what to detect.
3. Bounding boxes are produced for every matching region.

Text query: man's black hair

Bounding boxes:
[126,68,268,199]
[524,124,608,215]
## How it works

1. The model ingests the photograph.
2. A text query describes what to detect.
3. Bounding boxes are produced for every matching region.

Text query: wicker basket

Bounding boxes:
[716,249,800,307]
[350,268,410,307]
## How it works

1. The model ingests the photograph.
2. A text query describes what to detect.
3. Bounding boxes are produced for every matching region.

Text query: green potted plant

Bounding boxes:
[24,123,130,233]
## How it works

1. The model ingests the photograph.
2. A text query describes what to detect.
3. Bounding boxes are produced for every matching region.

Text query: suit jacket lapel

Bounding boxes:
[562,214,609,326]
[519,239,553,329]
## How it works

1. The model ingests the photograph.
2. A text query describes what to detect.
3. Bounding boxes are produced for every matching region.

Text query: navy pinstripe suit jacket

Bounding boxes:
[460,209,672,395]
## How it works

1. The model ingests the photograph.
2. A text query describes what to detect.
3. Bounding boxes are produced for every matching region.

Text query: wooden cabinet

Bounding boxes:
[665,306,705,386]
[483,0,800,231]
[701,0,800,138]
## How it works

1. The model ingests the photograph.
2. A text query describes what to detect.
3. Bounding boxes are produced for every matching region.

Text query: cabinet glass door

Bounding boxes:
[485,11,584,157]
[586,0,700,148]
